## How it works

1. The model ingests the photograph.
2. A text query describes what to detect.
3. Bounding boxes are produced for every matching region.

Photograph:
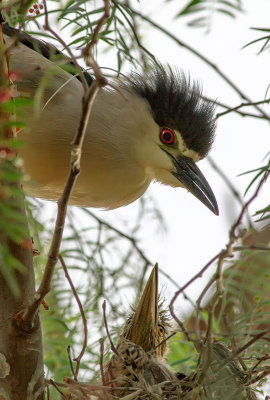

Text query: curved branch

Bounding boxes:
[216,98,270,119]
[132,10,270,121]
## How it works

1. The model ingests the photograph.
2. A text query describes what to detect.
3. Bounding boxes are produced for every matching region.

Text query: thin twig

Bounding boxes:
[131,10,270,121]
[223,314,247,371]
[66,345,76,380]
[99,339,106,385]
[168,310,194,344]
[201,264,227,382]
[99,338,111,400]
[250,354,270,373]
[204,171,269,350]
[59,254,88,380]
[207,156,252,224]
[216,97,270,119]
[49,379,67,399]
[46,383,50,400]
[111,0,156,63]
[22,82,102,329]
[195,276,216,343]
[82,0,110,81]
[20,1,108,331]
[62,377,113,391]
[203,96,268,120]
[170,168,269,359]
[217,329,270,374]
[204,253,227,350]
[230,170,270,241]
[169,252,220,334]
[82,208,196,306]
[152,331,177,353]
[247,369,270,385]
[42,0,88,91]
[102,300,119,356]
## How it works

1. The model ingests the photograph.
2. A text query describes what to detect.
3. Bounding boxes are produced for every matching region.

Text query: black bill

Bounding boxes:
[171,154,219,215]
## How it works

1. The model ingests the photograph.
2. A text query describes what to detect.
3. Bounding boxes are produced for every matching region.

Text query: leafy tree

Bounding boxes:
[0,0,269,399]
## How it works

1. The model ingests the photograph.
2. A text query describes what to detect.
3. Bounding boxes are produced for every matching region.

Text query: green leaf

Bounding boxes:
[188,16,208,27]
[218,0,243,11]
[254,204,270,216]
[24,31,60,42]
[242,35,270,50]
[250,27,270,33]
[177,0,203,17]
[216,8,236,18]
[0,168,23,183]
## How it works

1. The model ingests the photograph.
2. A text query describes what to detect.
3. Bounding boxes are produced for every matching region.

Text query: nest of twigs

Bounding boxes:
[49,355,259,400]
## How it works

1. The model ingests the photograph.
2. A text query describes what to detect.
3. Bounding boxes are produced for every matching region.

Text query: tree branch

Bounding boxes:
[132,10,270,121]
[203,96,269,120]
[59,254,88,380]
[216,97,270,119]
[0,20,45,399]
[20,0,109,330]
[170,169,269,351]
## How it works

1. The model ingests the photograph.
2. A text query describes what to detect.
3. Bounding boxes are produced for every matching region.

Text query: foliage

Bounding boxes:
[243,27,270,54]
[7,0,152,73]
[0,0,269,399]
[168,335,199,374]
[167,0,243,30]
[240,156,270,222]
[0,94,32,295]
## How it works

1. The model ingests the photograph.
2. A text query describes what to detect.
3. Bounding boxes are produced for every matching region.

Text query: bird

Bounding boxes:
[103,265,258,400]
[3,25,219,214]
[104,263,178,398]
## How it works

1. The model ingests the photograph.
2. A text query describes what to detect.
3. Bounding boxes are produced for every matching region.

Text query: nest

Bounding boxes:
[49,361,258,400]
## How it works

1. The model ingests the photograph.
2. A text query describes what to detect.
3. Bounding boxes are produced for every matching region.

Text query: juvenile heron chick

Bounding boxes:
[105,264,176,395]
[4,26,218,214]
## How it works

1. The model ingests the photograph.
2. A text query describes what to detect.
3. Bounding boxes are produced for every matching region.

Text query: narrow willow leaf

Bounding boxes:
[216,8,236,18]
[218,0,243,11]
[242,35,270,50]
[177,0,203,17]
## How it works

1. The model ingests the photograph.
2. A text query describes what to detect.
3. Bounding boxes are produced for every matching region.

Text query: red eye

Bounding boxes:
[160,128,174,145]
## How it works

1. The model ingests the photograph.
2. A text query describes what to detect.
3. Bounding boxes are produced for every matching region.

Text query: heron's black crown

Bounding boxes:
[123,64,216,158]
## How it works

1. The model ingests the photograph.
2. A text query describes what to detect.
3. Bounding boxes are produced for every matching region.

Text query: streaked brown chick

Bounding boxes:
[105,264,176,396]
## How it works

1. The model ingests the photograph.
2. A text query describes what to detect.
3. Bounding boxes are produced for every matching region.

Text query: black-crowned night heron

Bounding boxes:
[105,264,177,396]
[3,25,218,214]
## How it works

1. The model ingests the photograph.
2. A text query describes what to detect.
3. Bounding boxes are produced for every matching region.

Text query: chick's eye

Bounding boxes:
[158,324,165,337]
[160,128,174,145]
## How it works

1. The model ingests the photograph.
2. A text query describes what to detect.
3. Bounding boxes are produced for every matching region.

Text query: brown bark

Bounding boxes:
[0,20,45,400]
[0,202,45,400]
